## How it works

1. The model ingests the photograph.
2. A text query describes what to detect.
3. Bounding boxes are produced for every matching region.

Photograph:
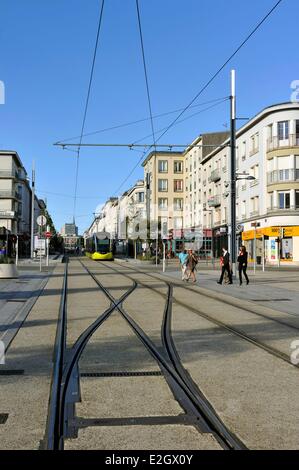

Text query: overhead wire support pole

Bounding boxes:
[230,69,236,278]
[30,161,35,258]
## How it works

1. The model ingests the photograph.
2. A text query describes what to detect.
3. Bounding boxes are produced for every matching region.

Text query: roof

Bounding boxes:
[141,150,183,167]
[201,101,299,164]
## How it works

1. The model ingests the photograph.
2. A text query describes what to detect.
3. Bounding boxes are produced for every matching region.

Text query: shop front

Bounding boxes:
[242,226,299,265]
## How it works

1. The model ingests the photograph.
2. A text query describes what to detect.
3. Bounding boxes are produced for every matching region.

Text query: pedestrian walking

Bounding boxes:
[217,247,233,285]
[186,249,198,282]
[178,250,189,281]
[237,245,249,286]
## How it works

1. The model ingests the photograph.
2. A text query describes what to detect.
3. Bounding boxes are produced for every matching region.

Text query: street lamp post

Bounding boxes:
[230,69,237,277]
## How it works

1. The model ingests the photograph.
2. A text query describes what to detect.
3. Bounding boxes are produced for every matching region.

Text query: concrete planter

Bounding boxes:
[0,264,19,278]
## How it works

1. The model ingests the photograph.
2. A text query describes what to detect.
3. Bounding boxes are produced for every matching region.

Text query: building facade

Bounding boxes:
[0,151,32,256]
[201,102,299,264]
[142,151,185,251]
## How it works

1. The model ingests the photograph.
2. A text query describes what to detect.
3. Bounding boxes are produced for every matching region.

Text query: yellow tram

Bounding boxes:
[85,232,114,261]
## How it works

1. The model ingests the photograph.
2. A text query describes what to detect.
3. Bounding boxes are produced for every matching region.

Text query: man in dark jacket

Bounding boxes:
[217,247,233,284]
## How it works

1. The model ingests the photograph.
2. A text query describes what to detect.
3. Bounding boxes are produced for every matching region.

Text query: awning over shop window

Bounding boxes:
[242,226,299,240]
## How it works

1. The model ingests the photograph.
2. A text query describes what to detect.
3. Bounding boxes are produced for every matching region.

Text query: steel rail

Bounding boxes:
[43,259,68,450]
[43,258,137,450]
[111,261,299,360]
[84,259,246,449]
[99,261,298,367]
[114,260,299,332]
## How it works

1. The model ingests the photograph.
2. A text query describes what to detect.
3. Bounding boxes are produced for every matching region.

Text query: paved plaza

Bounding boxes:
[0,257,298,450]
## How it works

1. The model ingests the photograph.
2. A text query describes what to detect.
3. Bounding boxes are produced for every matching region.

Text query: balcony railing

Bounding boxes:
[209,168,221,182]
[0,210,16,218]
[249,178,259,187]
[208,195,221,207]
[267,206,298,213]
[0,170,18,178]
[267,134,299,152]
[249,210,259,217]
[249,146,259,157]
[0,190,19,199]
[267,169,299,185]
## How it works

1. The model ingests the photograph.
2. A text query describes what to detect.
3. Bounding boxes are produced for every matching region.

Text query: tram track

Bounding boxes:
[43,257,246,450]
[107,260,299,367]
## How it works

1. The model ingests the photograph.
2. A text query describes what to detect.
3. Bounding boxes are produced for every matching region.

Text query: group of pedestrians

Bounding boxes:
[177,245,250,286]
[217,245,249,286]
[178,249,198,282]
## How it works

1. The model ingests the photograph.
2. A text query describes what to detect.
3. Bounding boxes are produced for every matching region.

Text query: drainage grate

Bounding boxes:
[74,414,196,428]
[0,370,24,376]
[251,298,290,302]
[80,371,162,378]
[0,414,8,424]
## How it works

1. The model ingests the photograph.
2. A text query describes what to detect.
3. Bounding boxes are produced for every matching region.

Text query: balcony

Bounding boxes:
[249,146,259,157]
[0,170,18,179]
[0,190,19,199]
[249,210,259,218]
[208,195,221,207]
[249,178,259,187]
[267,169,299,185]
[0,210,16,219]
[267,134,299,152]
[210,168,221,182]
[267,206,298,214]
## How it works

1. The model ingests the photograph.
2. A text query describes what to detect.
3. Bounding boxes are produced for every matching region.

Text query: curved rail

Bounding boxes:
[87,260,246,449]
[44,258,137,450]
[110,261,299,366]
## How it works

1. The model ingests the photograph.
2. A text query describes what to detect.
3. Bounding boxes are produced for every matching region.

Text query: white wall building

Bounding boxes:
[200,102,299,264]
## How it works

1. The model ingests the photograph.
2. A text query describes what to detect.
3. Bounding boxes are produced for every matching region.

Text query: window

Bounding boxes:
[158,198,168,210]
[278,121,289,140]
[250,133,259,154]
[174,217,183,229]
[296,191,299,209]
[137,192,144,203]
[174,198,183,210]
[278,192,290,209]
[158,179,168,192]
[174,180,183,192]
[158,160,168,173]
[174,161,183,173]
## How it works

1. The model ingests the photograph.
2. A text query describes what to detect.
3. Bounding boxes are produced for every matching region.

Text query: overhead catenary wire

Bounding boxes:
[151,0,283,145]
[135,0,157,152]
[54,96,228,145]
[73,0,105,220]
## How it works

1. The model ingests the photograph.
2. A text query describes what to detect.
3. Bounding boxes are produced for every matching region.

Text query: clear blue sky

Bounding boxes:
[0,0,298,234]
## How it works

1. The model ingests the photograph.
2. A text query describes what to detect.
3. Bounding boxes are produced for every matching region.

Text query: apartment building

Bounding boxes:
[0,151,32,256]
[183,132,229,256]
[142,151,184,250]
[201,102,299,264]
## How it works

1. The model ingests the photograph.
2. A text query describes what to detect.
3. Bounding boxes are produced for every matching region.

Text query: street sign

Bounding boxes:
[45,231,52,238]
[37,215,47,226]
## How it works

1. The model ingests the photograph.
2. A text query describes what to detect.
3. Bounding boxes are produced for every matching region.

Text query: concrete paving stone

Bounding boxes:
[171,302,299,449]
[64,425,222,450]
[76,375,183,418]
[172,285,299,359]
[66,260,111,346]
[78,311,162,373]
[0,265,64,450]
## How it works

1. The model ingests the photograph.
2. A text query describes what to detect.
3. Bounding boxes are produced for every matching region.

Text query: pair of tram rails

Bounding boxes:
[43,254,299,450]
